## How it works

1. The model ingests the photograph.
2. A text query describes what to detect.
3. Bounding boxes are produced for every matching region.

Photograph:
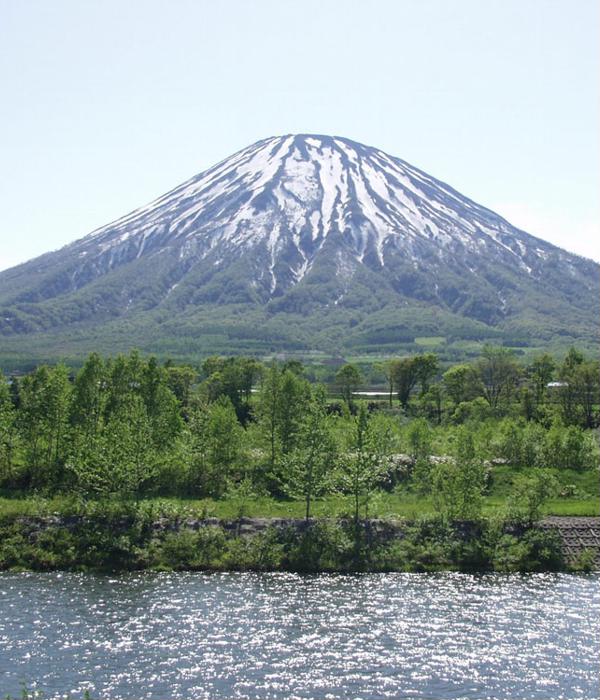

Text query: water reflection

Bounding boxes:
[0,572,598,699]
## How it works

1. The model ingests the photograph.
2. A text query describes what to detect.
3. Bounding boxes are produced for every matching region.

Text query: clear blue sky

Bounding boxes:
[0,0,598,271]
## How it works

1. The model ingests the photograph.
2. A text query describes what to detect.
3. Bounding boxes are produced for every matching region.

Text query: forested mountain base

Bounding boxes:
[0,345,598,572]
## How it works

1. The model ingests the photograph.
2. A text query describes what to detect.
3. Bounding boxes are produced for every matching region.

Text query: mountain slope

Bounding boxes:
[0,134,597,363]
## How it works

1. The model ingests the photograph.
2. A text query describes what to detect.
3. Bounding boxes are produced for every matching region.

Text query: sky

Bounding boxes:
[0,0,598,271]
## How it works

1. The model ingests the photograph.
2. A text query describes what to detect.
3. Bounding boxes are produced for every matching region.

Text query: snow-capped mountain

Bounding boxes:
[0,134,597,359]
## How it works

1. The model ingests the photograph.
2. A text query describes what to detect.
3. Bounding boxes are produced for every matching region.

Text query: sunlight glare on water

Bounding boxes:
[0,572,598,699]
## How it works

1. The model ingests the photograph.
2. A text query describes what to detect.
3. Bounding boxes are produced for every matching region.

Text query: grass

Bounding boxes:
[540,500,599,516]
[414,336,446,347]
[1,466,597,521]
[1,482,597,521]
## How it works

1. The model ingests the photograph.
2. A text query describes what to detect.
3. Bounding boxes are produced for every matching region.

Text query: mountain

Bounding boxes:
[0,134,598,366]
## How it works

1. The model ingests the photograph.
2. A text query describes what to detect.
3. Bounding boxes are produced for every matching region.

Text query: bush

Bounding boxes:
[491,528,564,572]
[281,521,353,572]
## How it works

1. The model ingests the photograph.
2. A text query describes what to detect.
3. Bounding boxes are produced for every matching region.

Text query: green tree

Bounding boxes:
[557,350,584,426]
[142,357,183,446]
[69,393,158,499]
[186,396,244,497]
[200,356,262,423]
[431,428,485,520]
[507,469,559,523]
[554,349,600,428]
[340,404,388,521]
[19,364,72,488]
[442,364,482,406]
[413,353,439,395]
[278,370,310,455]
[255,364,310,490]
[476,346,520,411]
[407,418,432,463]
[558,359,599,429]
[527,353,555,415]
[391,357,419,410]
[375,360,396,407]
[335,363,363,406]
[0,373,18,482]
[421,385,444,424]
[166,364,198,414]
[282,386,337,520]
[408,418,434,495]
[256,362,283,477]
[71,352,108,443]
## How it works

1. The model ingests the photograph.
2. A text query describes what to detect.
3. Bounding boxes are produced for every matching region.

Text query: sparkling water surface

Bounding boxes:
[0,572,598,699]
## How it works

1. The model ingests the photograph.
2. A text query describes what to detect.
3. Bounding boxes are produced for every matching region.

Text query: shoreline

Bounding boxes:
[2,512,598,574]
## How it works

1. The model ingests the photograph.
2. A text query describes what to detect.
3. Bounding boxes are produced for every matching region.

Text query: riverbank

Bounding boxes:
[1,503,598,573]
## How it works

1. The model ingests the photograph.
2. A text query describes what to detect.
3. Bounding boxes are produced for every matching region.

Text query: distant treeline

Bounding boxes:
[0,346,598,521]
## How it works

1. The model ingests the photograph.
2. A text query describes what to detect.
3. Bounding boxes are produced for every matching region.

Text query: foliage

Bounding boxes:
[280,386,337,519]
[506,469,559,523]
[431,428,486,521]
[335,363,363,405]
[338,404,390,521]
[0,346,597,535]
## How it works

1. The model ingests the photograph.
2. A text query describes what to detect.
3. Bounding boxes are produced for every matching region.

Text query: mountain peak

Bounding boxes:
[84,132,535,285]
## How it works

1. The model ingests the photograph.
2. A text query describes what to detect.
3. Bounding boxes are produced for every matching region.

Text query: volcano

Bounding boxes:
[0,134,597,363]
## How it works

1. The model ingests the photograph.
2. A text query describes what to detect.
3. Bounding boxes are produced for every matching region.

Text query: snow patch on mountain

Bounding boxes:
[50,133,573,302]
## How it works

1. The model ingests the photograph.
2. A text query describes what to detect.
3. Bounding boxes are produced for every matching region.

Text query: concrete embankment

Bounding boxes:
[539,517,600,568]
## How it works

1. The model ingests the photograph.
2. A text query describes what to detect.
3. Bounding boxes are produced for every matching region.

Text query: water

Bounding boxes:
[0,572,598,700]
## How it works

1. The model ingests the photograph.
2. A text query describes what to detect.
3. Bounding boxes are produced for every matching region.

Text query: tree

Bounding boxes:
[442,364,482,406]
[239,358,264,401]
[45,364,72,472]
[562,347,585,372]
[0,373,18,482]
[69,393,158,499]
[408,418,433,494]
[421,385,444,424]
[519,386,536,422]
[186,396,243,497]
[200,356,262,423]
[279,370,310,454]
[575,361,600,429]
[335,363,362,406]
[507,469,559,523]
[476,346,520,411]
[71,352,108,443]
[142,357,183,446]
[339,404,388,521]
[407,418,432,463]
[255,366,310,493]
[256,363,283,477]
[103,351,144,420]
[431,428,485,520]
[391,357,419,410]
[166,364,198,414]
[527,353,555,412]
[375,360,395,407]
[281,359,304,377]
[282,386,337,520]
[558,356,599,428]
[413,353,439,395]
[18,364,72,488]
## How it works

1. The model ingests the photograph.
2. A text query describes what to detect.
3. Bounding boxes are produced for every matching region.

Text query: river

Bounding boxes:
[0,572,598,699]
